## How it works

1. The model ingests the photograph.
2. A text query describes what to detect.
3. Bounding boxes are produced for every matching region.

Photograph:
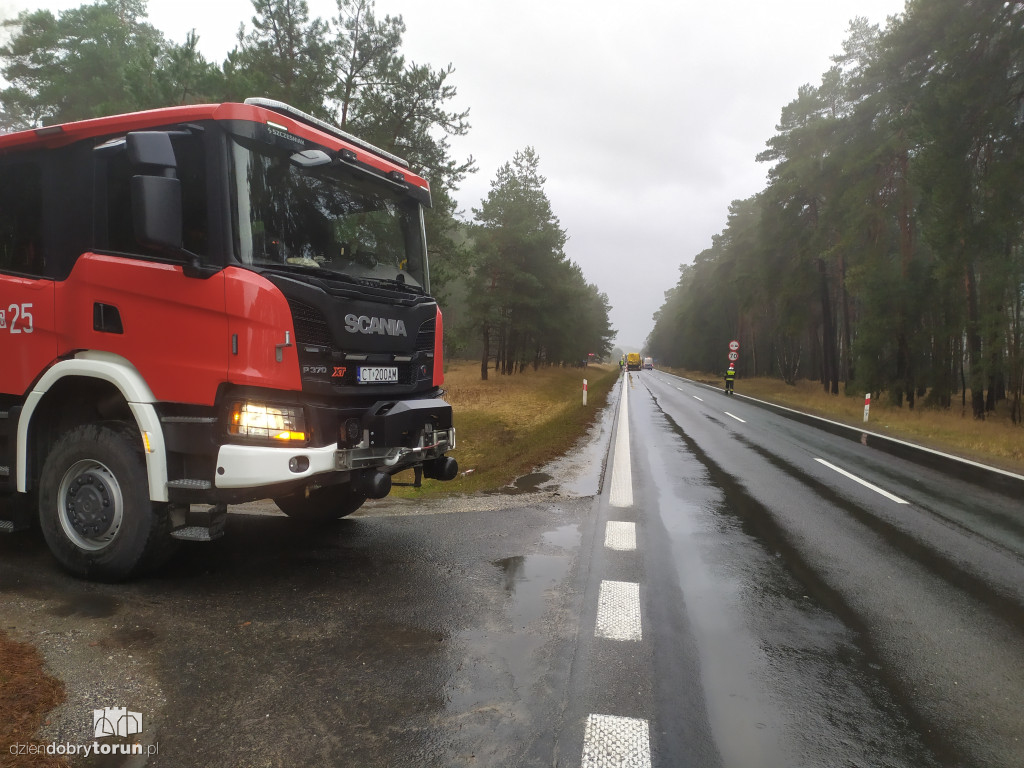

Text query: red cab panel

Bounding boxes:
[0,277,57,396]
[54,254,228,405]
[224,267,301,392]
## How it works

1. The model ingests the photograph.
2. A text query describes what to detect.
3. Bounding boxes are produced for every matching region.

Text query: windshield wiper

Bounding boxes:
[260,262,362,285]
[373,277,425,295]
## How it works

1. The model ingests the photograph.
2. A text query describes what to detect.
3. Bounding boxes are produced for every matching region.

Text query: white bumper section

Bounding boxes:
[214,442,340,489]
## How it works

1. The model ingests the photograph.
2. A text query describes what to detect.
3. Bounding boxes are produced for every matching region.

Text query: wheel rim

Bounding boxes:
[57,459,125,551]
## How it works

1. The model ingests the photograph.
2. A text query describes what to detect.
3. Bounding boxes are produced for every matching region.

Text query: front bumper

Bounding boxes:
[214,396,454,490]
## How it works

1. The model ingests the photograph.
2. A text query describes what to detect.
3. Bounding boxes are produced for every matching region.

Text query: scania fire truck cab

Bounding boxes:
[0,99,457,580]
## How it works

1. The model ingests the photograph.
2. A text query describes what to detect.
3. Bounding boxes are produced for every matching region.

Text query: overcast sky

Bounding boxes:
[9,0,909,350]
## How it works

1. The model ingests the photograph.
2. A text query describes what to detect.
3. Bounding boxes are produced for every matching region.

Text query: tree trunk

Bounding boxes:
[965,262,986,419]
[480,322,490,381]
[818,259,839,394]
[840,254,853,385]
[750,326,758,377]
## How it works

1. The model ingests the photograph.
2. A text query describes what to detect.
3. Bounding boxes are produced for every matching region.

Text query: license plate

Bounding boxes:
[357,366,399,384]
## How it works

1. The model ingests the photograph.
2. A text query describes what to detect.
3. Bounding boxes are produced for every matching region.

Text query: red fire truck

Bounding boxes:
[0,98,457,580]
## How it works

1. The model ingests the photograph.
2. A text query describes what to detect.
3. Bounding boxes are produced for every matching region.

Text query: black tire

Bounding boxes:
[38,422,177,581]
[274,484,366,524]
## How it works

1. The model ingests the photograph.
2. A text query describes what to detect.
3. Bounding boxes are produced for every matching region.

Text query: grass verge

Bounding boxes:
[390,361,620,497]
[672,369,1024,475]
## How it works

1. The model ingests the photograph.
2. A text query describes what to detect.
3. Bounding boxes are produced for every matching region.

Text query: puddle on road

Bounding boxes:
[446,527,577,723]
[493,524,578,626]
[542,524,580,550]
[496,472,555,495]
[492,552,571,628]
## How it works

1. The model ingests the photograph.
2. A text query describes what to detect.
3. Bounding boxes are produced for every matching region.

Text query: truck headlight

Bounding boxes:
[229,401,307,443]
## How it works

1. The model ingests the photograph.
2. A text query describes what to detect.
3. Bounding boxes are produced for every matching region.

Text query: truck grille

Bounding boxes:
[289,300,334,347]
[287,300,435,353]
[415,318,435,353]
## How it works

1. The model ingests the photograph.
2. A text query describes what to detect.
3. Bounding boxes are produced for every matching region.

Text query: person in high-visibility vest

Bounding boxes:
[725,363,736,395]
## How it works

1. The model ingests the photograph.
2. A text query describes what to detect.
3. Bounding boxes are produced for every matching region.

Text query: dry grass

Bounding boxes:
[391,360,620,496]
[0,630,69,768]
[675,369,1024,474]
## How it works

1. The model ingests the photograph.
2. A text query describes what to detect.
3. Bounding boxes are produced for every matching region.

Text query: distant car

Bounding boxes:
[643,357,653,370]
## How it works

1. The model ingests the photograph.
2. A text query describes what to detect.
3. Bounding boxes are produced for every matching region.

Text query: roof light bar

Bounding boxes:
[245,97,410,169]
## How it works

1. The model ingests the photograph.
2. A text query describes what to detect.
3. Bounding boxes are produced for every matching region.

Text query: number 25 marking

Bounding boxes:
[7,303,34,334]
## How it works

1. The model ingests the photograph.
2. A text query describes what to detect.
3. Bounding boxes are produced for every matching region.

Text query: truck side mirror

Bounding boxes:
[127,131,178,170]
[131,176,183,251]
[126,132,183,252]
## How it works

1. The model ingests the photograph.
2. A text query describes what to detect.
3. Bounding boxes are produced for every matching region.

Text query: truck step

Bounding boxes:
[170,504,226,542]
[167,479,213,490]
[0,507,31,532]
[0,496,33,533]
[170,525,220,542]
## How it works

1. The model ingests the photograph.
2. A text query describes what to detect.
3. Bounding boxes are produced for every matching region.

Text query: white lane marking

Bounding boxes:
[595,580,642,641]
[815,458,909,504]
[605,521,637,551]
[692,395,703,401]
[609,378,633,507]
[582,714,652,768]
[724,412,746,423]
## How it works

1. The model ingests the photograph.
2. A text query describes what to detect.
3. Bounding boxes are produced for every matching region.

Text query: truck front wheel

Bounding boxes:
[38,422,176,581]
[274,484,366,523]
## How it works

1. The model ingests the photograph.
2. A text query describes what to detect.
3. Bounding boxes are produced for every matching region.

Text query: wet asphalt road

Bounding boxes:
[2,370,1024,767]
[1,495,593,767]
[628,370,1024,768]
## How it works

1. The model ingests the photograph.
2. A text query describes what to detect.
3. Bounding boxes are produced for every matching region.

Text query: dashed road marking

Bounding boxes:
[724,411,745,423]
[587,381,647,764]
[815,458,909,504]
[581,714,652,768]
[610,378,633,507]
[605,521,637,551]
[595,580,642,641]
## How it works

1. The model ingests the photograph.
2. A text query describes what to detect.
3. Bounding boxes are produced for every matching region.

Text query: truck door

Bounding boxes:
[54,130,230,407]
[0,156,58,397]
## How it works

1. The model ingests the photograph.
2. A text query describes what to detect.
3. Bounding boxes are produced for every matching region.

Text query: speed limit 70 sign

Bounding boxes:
[728,351,739,361]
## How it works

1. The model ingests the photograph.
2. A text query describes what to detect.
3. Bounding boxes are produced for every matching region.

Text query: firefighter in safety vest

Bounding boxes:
[725,363,736,395]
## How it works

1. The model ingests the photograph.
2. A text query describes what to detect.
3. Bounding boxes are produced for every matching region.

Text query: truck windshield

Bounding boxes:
[230,136,427,290]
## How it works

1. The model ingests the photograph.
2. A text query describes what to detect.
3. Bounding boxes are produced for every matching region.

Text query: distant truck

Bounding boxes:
[643,357,653,370]
[626,353,641,371]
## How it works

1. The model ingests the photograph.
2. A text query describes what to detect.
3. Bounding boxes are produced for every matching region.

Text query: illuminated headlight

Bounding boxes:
[229,401,307,442]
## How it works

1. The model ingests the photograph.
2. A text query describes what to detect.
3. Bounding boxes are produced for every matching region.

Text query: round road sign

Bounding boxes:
[728,340,740,352]
[728,351,739,361]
